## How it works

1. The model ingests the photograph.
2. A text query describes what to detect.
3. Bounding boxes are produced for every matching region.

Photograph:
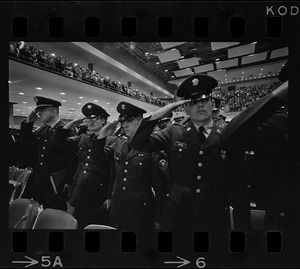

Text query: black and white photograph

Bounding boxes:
[2,1,300,268]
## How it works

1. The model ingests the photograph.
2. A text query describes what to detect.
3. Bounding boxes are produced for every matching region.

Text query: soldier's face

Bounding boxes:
[121,117,141,137]
[36,107,55,124]
[86,117,105,132]
[186,97,213,125]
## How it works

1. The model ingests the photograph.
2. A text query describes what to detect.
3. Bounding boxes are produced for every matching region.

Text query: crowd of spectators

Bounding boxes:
[9,42,169,107]
[9,42,283,112]
[226,82,282,111]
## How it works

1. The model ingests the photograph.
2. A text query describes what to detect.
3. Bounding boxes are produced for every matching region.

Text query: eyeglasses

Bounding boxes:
[190,97,210,105]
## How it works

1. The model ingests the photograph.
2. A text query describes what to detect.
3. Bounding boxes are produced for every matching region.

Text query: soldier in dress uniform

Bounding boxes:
[128,74,288,233]
[98,102,167,230]
[19,96,72,210]
[57,103,116,228]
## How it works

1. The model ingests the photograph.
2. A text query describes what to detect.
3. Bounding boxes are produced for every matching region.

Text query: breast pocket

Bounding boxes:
[131,153,151,175]
[169,142,188,170]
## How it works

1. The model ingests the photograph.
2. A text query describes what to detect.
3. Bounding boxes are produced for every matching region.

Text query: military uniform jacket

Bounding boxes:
[19,121,69,199]
[100,136,166,230]
[56,131,116,208]
[130,92,284,230]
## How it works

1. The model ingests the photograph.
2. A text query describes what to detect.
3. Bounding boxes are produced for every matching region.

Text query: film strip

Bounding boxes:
[1,1,300,268]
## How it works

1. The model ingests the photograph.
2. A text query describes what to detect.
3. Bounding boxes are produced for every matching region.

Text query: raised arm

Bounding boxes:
[130,100,189,152]
[220,81,288,146]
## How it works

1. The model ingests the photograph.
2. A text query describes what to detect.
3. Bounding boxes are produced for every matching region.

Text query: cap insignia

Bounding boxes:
[121,104,126,110]
[192,78,199,86]
[87,105,92,109]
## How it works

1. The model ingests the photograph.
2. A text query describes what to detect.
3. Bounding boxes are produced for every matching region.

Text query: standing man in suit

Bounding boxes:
[19,96,72,210]
[126,74,288,233]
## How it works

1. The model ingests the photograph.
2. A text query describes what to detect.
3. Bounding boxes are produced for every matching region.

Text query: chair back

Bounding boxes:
[9,166,19,181]
[9,198,40,229]
[32,209,78,229]
[9,168,32,203]
[84,224,117,230]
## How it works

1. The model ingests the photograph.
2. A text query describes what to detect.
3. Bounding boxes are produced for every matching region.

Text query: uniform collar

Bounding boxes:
[49,118,61,129]
[192,119,214,136]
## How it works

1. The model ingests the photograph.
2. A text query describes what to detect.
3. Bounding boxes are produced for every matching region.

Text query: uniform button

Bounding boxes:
[41,154,44,157]
[123,178,127,182]
[196,189,201,193]
[139,162,142,165]
[100,183,103,186]
[143,203,147,206]
[166,193,169,197]
[44,139,47,142]
[83,170,87,174]
[179,148,182,152]
[198,163,202,167]
[87,156,90,159]
[197,175,201,180]
[40,162,43,165]
[199,150,204,155]
[85,163,88,166]
[88,149,91,152]
[125,161,128,165]
[124,169,127,173]
[42,147,45,150]
[122,187,126,190]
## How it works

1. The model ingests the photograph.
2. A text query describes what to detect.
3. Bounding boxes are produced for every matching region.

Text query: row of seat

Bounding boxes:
[9,198,117,230]
[9,166,32,204]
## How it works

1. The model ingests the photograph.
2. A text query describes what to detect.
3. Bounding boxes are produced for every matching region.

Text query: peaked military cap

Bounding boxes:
[82,102,110,118]
[34,96,61,110]
[177,74,218,102]
[117,101,146,121]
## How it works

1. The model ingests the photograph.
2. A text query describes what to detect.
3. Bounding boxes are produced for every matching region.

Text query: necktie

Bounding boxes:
[198,126,206,144]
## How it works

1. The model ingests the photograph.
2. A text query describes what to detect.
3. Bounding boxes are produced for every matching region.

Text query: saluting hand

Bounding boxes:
[98,120,118,139]
[63,117,86,129]
[150,99,191,121]
[26,110,38,123]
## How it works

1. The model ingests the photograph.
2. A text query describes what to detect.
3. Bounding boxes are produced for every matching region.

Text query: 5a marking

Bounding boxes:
[12,256,63,268]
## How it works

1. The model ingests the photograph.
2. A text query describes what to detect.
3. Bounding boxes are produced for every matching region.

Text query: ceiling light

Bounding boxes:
[79,97,83,99]
[19,92,24,95]
[36,87,42,90]
[60,92,65,95]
